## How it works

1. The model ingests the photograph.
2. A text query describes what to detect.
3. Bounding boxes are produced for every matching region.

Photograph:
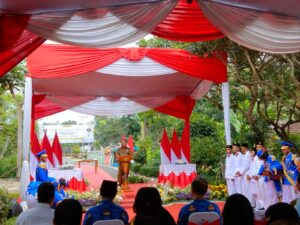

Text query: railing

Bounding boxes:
[87,151,115,166]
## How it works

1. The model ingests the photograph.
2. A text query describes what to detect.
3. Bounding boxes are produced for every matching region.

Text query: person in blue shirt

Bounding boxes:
[35,150,56,183]
[281,141,299,204]
[83,180,128,225]
[177,177,221,225]
[52,178,67,208]
[258,152,283,209]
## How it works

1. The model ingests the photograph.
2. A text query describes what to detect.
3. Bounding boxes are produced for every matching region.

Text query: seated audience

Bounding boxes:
[177,177,221,225]
[16,182,55,225]
[130,187,176,225]
[222,194,254,225]
[53,199,83,225]
[265,202,299,225]
[83,180,129,225]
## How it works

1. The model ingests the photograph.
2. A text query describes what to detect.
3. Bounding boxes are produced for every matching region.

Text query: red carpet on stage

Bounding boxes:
[81,165,225,221]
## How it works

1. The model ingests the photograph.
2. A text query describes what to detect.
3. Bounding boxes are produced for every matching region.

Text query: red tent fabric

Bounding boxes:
[152,0,223,42]
[52,132,63,167]
[27,45,227,83]
[40,133,54,168]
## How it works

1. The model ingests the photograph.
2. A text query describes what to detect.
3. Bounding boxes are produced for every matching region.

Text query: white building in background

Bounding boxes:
[37,111,95,145]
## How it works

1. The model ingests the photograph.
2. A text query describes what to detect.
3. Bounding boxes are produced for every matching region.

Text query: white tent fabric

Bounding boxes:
[199,0,300,53]
[0,0,165,14]
[27,0,177,47]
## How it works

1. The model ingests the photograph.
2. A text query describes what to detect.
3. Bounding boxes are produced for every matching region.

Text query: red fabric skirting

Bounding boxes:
[67,177,87,193]
[158,171,197,188]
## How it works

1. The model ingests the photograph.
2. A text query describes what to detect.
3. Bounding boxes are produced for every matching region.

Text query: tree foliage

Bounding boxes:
[138,37,300,145]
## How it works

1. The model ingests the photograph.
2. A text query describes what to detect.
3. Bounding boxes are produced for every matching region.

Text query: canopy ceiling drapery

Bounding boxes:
[199,0,300,53]
[27,44,227,119]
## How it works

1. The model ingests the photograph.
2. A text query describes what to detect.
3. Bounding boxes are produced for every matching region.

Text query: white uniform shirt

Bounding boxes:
[233,151,243,176]
[16,203,54,225]
[241,151,251,176]
[248,156,263,180]
[225,154,235,179]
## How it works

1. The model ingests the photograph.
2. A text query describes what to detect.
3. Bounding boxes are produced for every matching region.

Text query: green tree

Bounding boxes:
[138,37,300,146]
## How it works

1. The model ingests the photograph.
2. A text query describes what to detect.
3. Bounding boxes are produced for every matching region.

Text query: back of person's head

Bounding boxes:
[222,194,254,225]
[100,180,117,199]
[191,176,208,196]
[260,152,269,161]
[265,203,299,224]
[133,187,162,216]
[37,182,55,204]
[269,219,300,225]
[53,199,82,225]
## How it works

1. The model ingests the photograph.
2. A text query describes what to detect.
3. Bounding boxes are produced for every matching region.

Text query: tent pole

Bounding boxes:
[20,77,32,200]
[222,82,231,145]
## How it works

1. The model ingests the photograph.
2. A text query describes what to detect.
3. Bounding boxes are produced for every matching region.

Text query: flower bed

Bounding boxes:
[65,189,123,211]
[154,183,227,205]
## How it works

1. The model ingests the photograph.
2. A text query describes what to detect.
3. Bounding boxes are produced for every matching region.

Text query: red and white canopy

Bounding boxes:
[27,44,227,120]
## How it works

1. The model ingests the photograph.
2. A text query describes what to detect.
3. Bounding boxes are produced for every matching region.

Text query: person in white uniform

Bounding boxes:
[16,182,55,225]
[225,145,236,195]
[241,143,251,200]
[232,143,243,194]
[247,148,263,209]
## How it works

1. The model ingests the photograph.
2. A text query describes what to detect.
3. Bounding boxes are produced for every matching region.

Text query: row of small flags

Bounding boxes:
[160,125,190,165]
[30,132,63,180]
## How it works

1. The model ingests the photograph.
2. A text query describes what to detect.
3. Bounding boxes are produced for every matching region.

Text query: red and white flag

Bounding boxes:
[128,135,134,153]
[30,133,41,180]
[52,132,63,168]
[181,124,191,163]
[160,129,171,165]
[171,130,182,164]
[41,132,54,168]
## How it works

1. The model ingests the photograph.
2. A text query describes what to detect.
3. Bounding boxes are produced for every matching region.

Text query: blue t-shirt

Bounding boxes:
[177,199,221,225]
[83,199,128,225]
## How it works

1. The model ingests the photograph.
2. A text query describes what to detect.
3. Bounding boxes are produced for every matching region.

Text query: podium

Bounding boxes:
[118,155,132,190]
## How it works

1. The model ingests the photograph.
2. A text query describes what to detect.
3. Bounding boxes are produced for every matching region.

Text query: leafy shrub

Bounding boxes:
[131,163,142,173]
[133,149,146,164]
[0,155,17,178]
[0,188,12,224]
[139,165,159,178]
[128,174,147,183]
[3,217,16,225]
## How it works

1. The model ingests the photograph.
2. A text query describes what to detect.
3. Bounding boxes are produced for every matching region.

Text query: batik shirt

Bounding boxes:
[83,199,129,225]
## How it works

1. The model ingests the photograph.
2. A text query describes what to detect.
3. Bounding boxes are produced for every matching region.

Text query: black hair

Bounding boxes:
[100,182,117,199]
[59,178,67,187]
[265,203,299,225]
[260,152,269,161]
[222,194,254,225]
[53,199,83,225]
[297,175,300,184]
[37,182,55,204]
[250,147,257,155]
[191,177,208,196]
[133,187,162,216]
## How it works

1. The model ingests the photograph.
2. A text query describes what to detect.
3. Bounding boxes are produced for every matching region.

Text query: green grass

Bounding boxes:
[3,217,16,225]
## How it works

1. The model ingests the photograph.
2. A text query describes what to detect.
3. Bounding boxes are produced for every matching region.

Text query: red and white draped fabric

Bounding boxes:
[152,0,223,42]
[170,130,181,164]
[52,132,63,168]
[30,133,41,180]
[199,0,300,53]
[160,129,171,165]
[40,133,54,168]
[27,45,226,120]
